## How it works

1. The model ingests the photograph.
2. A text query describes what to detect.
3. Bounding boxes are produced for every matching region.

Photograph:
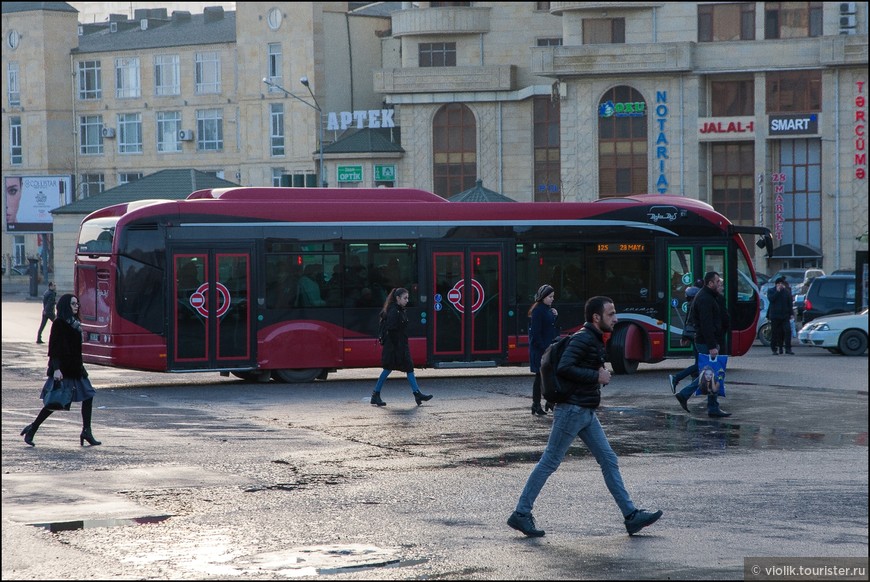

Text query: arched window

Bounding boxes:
[598,86,647,198]
[433,103,477,198]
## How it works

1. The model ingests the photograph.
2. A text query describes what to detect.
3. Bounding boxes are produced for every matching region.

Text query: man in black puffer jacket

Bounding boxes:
[508,296,662,538]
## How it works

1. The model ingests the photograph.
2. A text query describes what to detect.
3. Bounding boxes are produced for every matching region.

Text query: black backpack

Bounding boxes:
[539,333,574,403]
[377,315,388,345]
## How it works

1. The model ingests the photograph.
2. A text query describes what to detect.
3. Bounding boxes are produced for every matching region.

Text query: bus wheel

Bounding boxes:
[608,325,639,375]
[757,322,772,347]
[232,371,271,382]
[272,368,324,383]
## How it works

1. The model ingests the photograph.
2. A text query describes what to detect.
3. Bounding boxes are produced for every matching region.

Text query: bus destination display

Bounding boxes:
[596,243,647,253]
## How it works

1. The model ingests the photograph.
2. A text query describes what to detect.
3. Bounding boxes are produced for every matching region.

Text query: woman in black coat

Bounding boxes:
[528,284,558,416]
[370,287,433,407]
[21,294,101,446]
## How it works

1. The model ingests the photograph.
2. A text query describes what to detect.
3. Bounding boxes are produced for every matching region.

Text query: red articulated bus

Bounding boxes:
[74,187,771,382]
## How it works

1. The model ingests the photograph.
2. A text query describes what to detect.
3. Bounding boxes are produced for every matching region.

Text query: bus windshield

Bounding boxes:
[77,217,118,254]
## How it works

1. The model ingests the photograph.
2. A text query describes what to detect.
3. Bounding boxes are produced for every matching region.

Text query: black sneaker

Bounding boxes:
[370,392,386,407]
[507,511,545,537]
[668,374,678,394]
[624,509,662,535]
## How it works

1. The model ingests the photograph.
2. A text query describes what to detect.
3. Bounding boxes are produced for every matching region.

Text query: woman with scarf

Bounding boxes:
[21,294,101,446]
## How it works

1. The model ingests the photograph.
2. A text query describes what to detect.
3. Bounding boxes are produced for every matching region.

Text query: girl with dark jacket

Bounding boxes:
[528,284,558,415]
[21,294,101,446]
[370,287,433,407]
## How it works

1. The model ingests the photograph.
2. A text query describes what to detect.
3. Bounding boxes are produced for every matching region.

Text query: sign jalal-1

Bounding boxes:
[374,165,395,182]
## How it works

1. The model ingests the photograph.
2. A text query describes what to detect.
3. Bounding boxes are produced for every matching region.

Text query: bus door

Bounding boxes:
[425,242,506,367]
[168,247,255,371]
[663,241,728,357]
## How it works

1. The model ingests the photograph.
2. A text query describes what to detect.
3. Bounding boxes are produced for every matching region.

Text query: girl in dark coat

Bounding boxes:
[528,284,558,415]
[370,287,433,407]
[21,294,101,446]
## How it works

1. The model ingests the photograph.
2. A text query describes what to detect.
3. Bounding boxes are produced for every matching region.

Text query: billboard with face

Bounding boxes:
[5,175,72,233]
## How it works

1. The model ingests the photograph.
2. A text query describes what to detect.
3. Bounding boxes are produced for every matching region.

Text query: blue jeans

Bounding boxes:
[674,342,699,383]
[373,369,421,393]
[515,404,636,518]
[678,343,725,414]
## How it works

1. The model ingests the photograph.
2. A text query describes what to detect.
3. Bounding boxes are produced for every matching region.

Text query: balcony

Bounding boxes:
[391,6,490,37]
[549,2,664,15]
[531,42,692,77]
[374,65,515,94]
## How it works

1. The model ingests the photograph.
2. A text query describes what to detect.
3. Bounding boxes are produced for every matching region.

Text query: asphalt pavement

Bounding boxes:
[2,295,867,580]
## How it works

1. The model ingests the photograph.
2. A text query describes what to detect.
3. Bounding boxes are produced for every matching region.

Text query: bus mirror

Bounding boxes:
[755,238,766,249]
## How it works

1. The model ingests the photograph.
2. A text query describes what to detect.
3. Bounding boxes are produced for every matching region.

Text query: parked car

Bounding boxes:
[793,293,806,320]
[757,293,773,347]
[795,268,825,295]
[759,268,807,296]
[801,274,857,325]
[797,309,868,356]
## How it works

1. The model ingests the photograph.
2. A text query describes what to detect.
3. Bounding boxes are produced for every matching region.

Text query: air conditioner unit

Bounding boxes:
[101,127,115,138]
[178,129,194,141]
[840,27,857,35]
[839,14,857,28]
[840,2,857,15]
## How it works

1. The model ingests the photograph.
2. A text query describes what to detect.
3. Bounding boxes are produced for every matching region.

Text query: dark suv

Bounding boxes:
[801,275,857,325]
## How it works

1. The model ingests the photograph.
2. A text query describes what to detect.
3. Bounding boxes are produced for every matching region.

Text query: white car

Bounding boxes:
[797,309,868,356]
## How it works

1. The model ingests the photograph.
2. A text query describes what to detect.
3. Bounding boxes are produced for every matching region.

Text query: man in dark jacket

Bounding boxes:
[767,276,794,355]
[36,281,56,344]
[674,271,731,417]
[507,296,662,538]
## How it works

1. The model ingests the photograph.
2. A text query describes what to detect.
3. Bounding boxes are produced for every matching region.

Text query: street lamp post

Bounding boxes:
[262,76,325,187]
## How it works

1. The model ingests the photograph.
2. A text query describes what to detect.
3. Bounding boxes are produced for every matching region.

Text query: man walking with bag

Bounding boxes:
[507,296,662,538]
[674,271,731,417]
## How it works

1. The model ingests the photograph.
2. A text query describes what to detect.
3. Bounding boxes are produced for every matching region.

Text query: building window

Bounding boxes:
[698,3,755,42]
[775,138,822,250]
[536,2,551,11]
[196,109,223,151]
[711,78,755,116]
[267,43,282,88]
[117,112,143,154]
[765,2,823,39]
[7,62,20,106]
[272,168,285,186]
[536,38,562,46]
[419,43,456,67]
[433,103,476,198]
[534,96,560,202]
[79,173,104,198]
[711,143,755,226]
[77,60,102,100]
[195,52,221,94]
[156,111,182,152]
[154,54,180,96]
[115,57,140,99]
[118,172,143,185]
[79,115,104,155]
[583,18,625,44]
[270,103,285,156]
[766,70,821,113]
[9,116,22,165]
[14,236,25,267]
[598,86,648,198]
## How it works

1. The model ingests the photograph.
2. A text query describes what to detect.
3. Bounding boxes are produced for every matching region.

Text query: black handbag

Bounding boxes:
[43,379,73,410]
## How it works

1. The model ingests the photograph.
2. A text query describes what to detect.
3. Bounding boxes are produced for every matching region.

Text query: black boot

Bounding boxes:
[80,428,102,446]
[370,391,386,407]
[21,424,36,446]
[531,403,547,416]
[414,391,433,406]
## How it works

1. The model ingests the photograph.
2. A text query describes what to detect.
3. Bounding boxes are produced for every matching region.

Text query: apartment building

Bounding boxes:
[2,2,868,282]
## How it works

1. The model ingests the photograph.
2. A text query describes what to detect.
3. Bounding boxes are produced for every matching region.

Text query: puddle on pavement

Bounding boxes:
[459,407,868,467]
[32,514,171,533]
[234,544,404,577]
